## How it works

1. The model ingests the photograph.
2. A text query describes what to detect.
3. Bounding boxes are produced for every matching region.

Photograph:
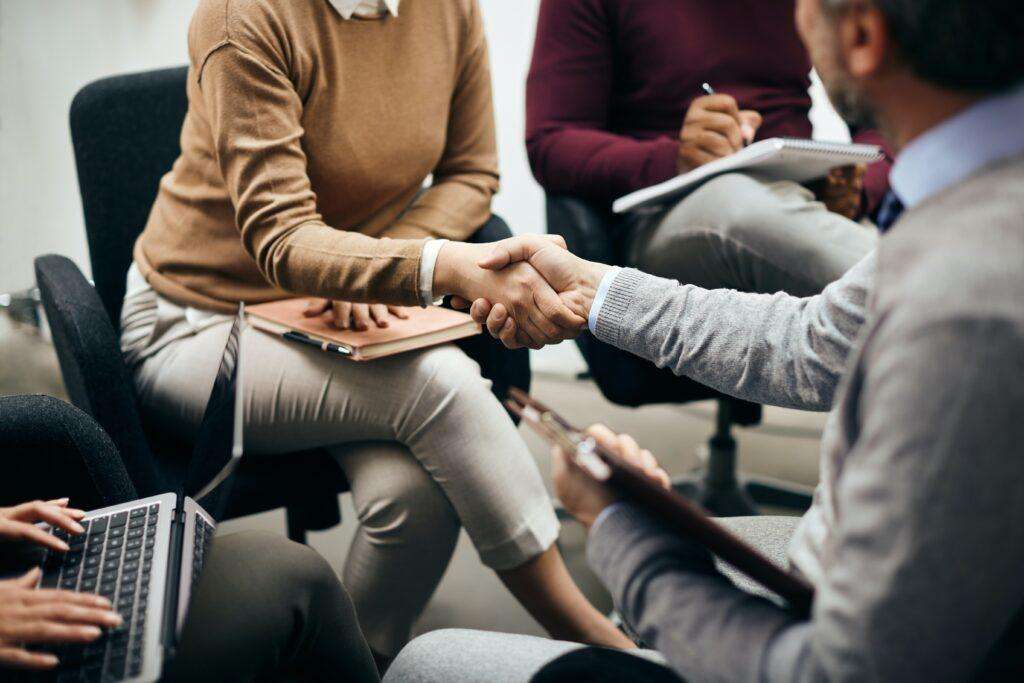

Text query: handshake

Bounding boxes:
[434,235,612,350]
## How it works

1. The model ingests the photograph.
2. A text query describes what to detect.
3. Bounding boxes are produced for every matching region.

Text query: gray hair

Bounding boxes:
[822,0,1023,92]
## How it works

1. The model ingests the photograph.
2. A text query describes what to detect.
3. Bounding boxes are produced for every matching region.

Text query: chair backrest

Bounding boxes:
[35,254,164,496]
[0,394,136,508]
[70,66,189,325]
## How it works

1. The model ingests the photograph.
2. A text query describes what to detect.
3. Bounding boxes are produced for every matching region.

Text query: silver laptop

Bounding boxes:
[34,306,247,683]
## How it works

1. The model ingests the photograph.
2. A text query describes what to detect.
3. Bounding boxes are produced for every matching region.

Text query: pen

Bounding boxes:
[283,331,352,356]
[700,82,754,145]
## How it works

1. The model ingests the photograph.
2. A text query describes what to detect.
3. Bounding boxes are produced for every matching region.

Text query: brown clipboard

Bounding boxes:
[506,388,815,616]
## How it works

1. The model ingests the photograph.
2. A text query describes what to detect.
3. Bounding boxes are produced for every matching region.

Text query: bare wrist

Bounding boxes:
[573,259,612,321]
[432,241,478,300]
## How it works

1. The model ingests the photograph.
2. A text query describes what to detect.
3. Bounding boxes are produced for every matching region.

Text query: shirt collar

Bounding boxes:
[891,83,1024,209]
[328,0,400,20]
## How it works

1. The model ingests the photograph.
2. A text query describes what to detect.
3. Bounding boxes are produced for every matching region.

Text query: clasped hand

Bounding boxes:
[441,234,610,350]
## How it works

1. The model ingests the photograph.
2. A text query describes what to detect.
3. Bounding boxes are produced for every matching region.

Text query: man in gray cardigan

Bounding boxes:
[385,0,1024,681]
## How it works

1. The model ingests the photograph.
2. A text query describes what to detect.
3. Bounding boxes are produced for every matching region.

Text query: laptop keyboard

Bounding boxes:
[191,515,214,595]
[39,503,159,682]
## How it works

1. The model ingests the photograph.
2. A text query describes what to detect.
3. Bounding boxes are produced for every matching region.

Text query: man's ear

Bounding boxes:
[837,2,891,79]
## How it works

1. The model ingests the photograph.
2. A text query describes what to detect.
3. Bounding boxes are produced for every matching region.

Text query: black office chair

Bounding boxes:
[35,253,353,542]
[547,196,813,515]
[0,394,136,510]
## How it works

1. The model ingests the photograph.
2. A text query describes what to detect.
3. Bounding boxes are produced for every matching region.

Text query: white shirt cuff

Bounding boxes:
[587,266,621,334]
[417,238,448,307]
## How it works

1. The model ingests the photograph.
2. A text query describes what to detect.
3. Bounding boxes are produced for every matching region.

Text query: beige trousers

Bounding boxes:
[120,266,559,655]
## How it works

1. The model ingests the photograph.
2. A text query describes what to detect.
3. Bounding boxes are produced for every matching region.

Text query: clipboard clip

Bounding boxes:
[506,388,611,481]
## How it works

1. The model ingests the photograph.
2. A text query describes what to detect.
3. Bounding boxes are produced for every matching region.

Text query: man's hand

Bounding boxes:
[0,499,86,553]
[678,94,762,173]
[457,236,611,349]
[0,568,121,671]
[807,164,866,221]
[435,235,588,349]
[303,299,410,331]
[553,424,671,528]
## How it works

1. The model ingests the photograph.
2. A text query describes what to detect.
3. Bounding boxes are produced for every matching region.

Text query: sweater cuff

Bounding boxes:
[587,267,620,333]
[593,268,652,347]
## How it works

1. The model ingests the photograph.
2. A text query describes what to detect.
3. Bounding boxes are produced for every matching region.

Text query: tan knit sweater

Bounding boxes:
[134,0,499,312]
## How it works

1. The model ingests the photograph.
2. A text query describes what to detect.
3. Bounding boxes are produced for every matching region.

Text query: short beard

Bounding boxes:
[825,76,879,131]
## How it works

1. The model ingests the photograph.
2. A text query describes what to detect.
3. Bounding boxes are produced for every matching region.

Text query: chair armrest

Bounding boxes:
[0,395,136,508]
[545,195,617,265]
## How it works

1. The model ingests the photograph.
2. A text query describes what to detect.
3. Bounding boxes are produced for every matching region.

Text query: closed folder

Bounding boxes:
[247,298,481,361]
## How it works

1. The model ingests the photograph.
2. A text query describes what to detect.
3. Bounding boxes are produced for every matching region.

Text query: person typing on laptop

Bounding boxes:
[527,0,892,300]
[1,323,380,682]
[0,500,123,671]
[0,500,379,682]
[388,0,1024,680]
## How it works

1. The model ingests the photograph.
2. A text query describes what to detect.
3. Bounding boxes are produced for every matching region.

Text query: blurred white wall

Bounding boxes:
[0,1,194,293]
[0,0,845,300]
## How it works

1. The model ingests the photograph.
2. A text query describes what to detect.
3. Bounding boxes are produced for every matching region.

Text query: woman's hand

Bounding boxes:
[0,499,86,553]
[553,425,670,528]
[303,299,411,331]
[455,236,610,350]
[0,568,121,671]
[434,235,586,349]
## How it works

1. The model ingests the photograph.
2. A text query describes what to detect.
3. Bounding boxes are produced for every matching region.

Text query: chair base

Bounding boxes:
[672,474,813,517]
[670,400,814,517]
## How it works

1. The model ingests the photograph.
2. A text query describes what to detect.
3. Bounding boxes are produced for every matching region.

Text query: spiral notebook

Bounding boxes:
[613,137,883,214]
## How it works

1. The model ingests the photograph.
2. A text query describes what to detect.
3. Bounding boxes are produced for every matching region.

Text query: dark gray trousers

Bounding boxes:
[165,530,380,683]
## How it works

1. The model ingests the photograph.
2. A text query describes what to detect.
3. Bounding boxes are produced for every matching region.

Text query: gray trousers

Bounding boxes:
[384,516,800,682]
[165,530,379,682]
[121,266,559,656]
[625,173,878,295]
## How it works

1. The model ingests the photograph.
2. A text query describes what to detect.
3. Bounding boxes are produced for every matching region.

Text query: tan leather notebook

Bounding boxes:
[247,299,481,361]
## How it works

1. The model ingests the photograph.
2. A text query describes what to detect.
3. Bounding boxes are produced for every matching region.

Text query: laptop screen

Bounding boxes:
[183,305,245,520]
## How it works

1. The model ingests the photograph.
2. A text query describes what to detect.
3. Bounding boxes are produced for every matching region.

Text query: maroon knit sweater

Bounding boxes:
[526,0,891,213]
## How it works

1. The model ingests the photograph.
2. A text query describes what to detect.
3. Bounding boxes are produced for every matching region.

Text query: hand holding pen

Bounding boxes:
[676,82,762,173]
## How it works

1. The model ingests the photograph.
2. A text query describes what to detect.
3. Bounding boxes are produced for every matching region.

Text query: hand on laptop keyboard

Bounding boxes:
[39,503,162,681]
[0,498,121,673]
[0,498,88,553]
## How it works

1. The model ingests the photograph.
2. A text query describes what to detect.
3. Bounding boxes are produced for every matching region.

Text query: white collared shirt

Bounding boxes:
[327,0,400,20]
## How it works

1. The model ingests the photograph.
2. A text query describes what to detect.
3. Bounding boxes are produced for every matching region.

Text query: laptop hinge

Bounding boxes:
[161,507,186,659]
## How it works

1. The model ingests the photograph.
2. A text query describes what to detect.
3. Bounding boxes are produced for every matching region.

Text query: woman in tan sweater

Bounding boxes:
[120,0,630,663]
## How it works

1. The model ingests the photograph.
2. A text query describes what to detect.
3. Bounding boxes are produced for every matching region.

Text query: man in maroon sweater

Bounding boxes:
[527,0,892,296]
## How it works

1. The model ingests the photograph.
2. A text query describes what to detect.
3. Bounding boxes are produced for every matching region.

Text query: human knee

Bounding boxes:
[205,531,343,628]
[675,172,782,242]
[385,630,472,683]
[231,530,339,595]
[348,446,461,544]
[397,346,494,436]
